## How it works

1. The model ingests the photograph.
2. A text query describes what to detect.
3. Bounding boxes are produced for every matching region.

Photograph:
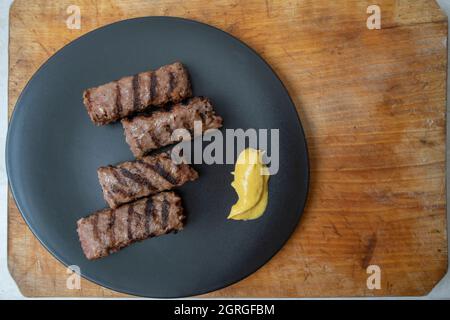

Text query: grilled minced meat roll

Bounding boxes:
[122,96,223,158]
[77,192,184,260]
[98,152,198,209]
[83,62,192,125]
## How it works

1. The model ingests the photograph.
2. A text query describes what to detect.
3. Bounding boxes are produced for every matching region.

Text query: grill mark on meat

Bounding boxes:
[127,205,134,240]
[111,185,129,197]
[115,82,123,117]
[109,168,131,197]
[137,159,178,185]
[150,72,157,103]
[111,168,127,185]
[135,138,144,155]
[167,72,175,98]
[119,168,156,191]
[132,74,140,111]
[106,190,116,202]
[146,129,161,149]
[161,196,169,229]
[144,198,154,236]
[135,136,143,153]
[153,162,179,185]
[108,211,115,244]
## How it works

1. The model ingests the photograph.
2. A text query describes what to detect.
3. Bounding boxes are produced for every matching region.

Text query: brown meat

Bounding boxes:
[77,192,184,260]
[98,152,198,209]
[122,96,223,158]
[83,62,192,125]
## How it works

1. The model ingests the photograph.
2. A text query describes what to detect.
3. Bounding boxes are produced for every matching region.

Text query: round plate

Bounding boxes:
[6,17,309,298]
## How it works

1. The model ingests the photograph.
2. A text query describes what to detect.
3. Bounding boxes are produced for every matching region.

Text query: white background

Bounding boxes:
[0,0,449,299]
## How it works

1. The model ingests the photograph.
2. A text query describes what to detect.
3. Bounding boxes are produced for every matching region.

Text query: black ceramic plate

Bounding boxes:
[6,17,309,298]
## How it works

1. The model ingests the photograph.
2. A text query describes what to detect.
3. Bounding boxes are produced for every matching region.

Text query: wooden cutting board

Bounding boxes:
[8,0,448,297]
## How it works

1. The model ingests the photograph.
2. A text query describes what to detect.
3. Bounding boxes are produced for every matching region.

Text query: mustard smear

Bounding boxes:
[228,148,270,221]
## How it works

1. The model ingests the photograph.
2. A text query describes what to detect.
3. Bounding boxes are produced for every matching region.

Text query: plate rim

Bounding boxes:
[5,15,310,298]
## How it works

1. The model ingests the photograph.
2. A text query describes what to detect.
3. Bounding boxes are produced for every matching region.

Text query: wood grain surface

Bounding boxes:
[8,0,448,297]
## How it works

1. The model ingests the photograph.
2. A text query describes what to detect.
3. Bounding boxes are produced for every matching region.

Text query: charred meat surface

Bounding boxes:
[77,192,184,260]
[98,152,198,209]
[83,62,192,125]
[122,96,223,158]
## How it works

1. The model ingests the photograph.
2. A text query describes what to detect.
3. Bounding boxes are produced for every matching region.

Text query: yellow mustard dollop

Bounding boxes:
[228,148,270,220]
